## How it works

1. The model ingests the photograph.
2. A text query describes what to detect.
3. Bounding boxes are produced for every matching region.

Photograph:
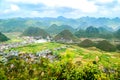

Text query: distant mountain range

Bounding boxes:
[0,16,120,32]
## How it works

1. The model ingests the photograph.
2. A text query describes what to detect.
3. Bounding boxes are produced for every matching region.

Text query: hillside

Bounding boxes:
[47,24,76,35]
[22,27,50,38]
[0,32,9,42]
[115,29,120,39]
[54,30,79,43]
[75,26,113,39]
[3,42,120,79]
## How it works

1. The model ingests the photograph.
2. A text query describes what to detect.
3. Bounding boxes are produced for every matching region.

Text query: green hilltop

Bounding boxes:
[0,32,9,42]
[54,30,79,43]
[47,24,76,35]
[22,27,50,38]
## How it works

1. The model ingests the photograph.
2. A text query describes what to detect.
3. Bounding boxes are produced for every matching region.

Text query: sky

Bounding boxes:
[0,0,120,18]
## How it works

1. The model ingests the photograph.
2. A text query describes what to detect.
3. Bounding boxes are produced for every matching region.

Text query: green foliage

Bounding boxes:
[96,40,116,52]
[86,26,100,37]
[115,29,120,39]
[22,27,49,38]
[0,32,9,42]
[75,26,114,39]
[0,57,119,80]
[1,42,120,79]
[78,39,95,48]
[6,42,65,53]
[74,29,87,38]
[47,24,76,35]
[0,67,7,80]
[116,44,120,50]
[54,30,79,42]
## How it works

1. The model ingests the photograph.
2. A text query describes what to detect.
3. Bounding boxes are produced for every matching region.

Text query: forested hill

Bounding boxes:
[0,32,9,42]
[22,27,50,38]
[47,24,76,35]
[54,30,79,42]
[0,17,120,32]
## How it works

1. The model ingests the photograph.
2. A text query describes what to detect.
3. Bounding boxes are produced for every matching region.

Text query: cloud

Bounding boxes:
[17,3,46,11]
[5,0,98,13]
[38,0,98,13]
[0,0,120,18]
[95,0,114,3]
[2,4,20,14]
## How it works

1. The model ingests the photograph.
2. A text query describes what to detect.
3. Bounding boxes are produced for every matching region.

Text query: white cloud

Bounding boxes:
[10,4,20,11]
[1,0,120,18]
[7,0,98,13]
[112,5,120,11]
[30,10,59,17]
[37,0,98,13]
[95,0,114,3]
[3,4,20,14]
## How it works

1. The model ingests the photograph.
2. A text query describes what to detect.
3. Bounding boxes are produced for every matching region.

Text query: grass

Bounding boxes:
[2,32,23,43]
[5,42,120,68]
[6,42,65,53]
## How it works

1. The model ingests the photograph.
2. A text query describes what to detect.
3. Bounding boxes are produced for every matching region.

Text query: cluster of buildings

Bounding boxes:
[0,36,51,52]
[0,44,68,64]
[0,42,26,52]
[0,50,55,64]
[0,35,70,64]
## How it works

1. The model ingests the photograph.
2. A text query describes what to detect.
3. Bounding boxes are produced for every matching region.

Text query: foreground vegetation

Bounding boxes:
[0,56,120,80]
[0,31,120,79]
[2,42,120,79]
[79,39,119,52]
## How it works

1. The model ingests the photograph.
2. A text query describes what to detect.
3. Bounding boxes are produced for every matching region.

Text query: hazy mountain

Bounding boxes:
[75,26,113,39]
[115,26,120,31]
[115,29,120,39]
[0,32,9,42]
[86,26,99,35]
[77,17,120,31]
[47,24,76,35]
[54,30,79,43]
[22,27,50,38]
[98,27,112,34]
[77,22,90,30]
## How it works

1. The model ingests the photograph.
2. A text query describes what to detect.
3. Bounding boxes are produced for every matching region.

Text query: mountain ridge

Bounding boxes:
[0,16,120,32]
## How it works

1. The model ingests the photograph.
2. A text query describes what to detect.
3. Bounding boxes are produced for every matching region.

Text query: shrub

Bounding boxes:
[0,68,7,80]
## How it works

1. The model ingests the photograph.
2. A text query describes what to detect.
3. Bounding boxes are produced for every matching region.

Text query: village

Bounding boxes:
[0,36,49,52]
[0,36,69,64]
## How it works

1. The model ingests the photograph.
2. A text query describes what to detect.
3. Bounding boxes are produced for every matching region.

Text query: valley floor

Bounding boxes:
[0,32,120,79]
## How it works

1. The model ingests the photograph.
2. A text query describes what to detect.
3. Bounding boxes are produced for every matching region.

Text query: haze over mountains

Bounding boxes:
[0,16,120,33]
